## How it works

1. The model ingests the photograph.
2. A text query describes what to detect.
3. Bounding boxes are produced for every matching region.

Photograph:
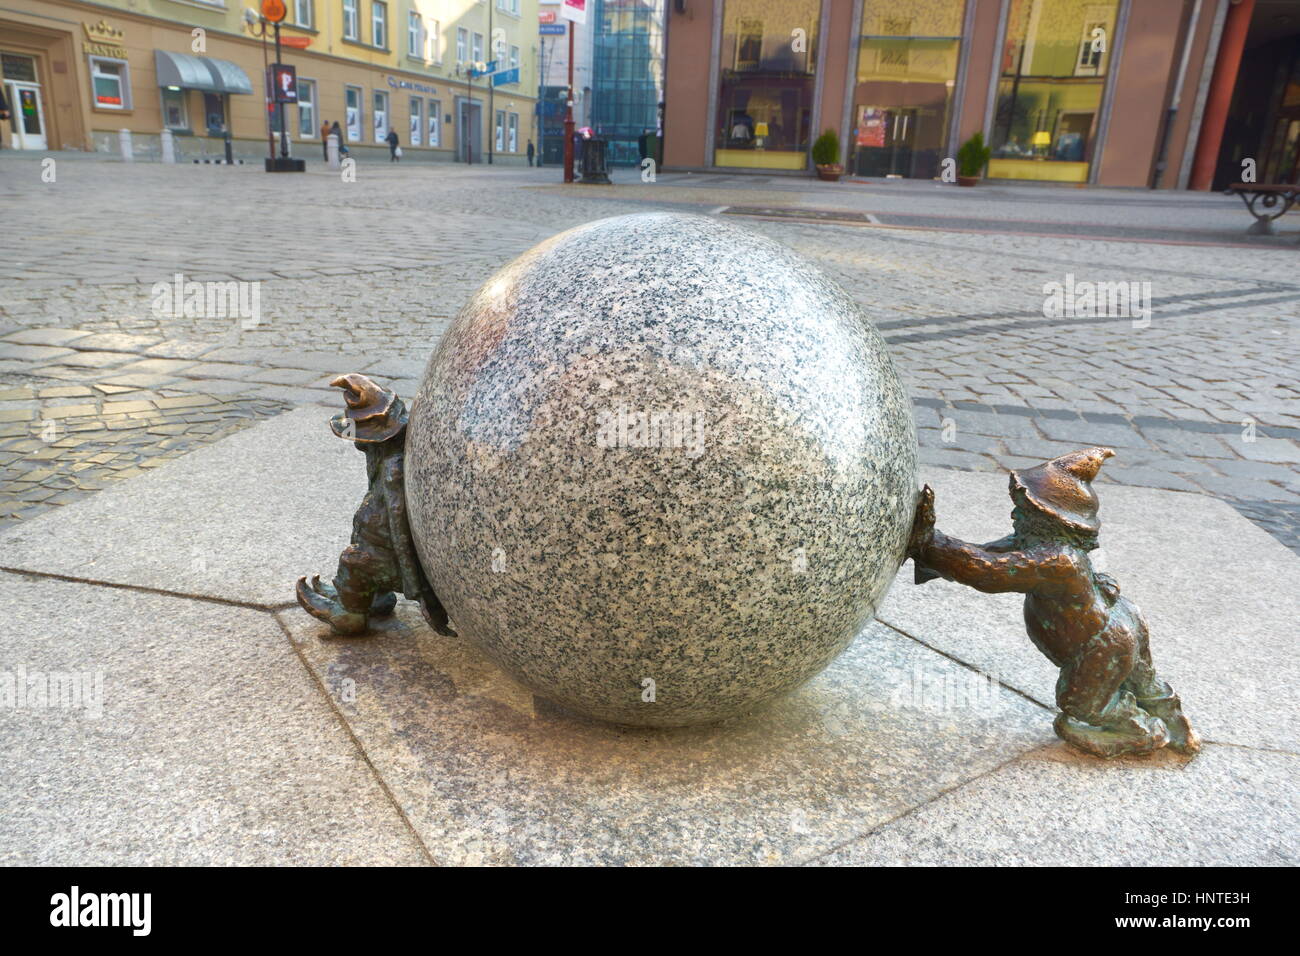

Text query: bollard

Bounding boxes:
[224,131,234,165]
[118,128,133,162]
[327,133,340,170]
[160,128,175,164]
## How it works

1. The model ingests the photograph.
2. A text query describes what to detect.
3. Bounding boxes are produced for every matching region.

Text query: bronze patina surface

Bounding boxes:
[908,447,1199,758]
[296,374,454,637]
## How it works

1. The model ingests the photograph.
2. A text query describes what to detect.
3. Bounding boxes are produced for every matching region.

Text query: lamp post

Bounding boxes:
[246,0,300,170]
[563,20,574,183]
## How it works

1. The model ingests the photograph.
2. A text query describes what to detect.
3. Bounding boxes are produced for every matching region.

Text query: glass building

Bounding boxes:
[591,0,667,167]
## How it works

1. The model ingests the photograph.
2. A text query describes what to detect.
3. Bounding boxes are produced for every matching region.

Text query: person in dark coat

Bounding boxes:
[526,140,535,166]
[331,121,348,158]
[386,128,400,162]
[0,87,8,150]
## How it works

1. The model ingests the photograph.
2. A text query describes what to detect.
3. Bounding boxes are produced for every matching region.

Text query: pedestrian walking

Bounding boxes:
[526,140,535,167]
[331,121,348,159]
[386,128,400,162]
[0,87,8,151]
[320,119,331,161]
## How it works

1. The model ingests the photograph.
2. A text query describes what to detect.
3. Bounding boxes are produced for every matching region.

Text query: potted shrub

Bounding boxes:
[812,129,843,182]
[956,132,991,186]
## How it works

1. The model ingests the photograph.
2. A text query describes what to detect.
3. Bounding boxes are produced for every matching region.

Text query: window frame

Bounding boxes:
[494,109,505,151]
[342,0,359,41]
[428,98,441,146]
[160,86,188,130]
[294,0,314,29]
[345,83,363,141]
[408,11,422,58]
[372,1,388,49]
[297,77,317,138]
[373,88,390,143]
[89,55,131,111]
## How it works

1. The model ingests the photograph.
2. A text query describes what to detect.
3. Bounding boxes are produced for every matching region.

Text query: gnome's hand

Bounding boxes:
[909,485,937,557]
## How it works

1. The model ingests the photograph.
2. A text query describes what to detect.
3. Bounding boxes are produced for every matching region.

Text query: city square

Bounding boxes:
[0,0,1297,887]
[1,154,1296,868]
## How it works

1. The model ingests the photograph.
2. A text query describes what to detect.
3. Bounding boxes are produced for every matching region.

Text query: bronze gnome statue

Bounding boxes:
[908,447,1200,759]
[296,374,454,637]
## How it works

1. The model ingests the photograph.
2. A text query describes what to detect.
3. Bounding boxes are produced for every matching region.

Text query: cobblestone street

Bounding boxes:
[3,154,1298,548]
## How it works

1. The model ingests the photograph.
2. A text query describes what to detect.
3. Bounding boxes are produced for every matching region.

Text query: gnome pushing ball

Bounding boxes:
[909,447,1199,758]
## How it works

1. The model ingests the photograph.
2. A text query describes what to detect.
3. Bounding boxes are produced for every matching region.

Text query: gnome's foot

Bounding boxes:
[371,591,397,617]
[1054,711,1169,758]
[1138,691,1201,755]
[296,575,368,636]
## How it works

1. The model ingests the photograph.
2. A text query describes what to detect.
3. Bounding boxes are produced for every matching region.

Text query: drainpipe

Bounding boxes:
[1152,0,1202,188]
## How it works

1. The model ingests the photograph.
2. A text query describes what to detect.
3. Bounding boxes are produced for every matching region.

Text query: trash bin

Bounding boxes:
[580,137,612,185]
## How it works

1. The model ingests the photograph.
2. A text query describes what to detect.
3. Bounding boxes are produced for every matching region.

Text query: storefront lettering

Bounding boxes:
[386,76,438,95]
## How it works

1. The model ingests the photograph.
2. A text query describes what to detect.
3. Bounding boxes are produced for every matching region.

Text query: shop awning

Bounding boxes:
[154,50,253,95]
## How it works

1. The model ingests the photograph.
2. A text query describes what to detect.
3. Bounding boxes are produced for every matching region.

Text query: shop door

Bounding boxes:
[854,107,918,177]
[458,102,481,163]
[6,81,47,150]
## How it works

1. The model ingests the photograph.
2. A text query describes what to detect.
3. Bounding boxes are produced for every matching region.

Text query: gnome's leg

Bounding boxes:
[334,544,402,624]
[1053,638,1169,758]
[1121,602,1201,755]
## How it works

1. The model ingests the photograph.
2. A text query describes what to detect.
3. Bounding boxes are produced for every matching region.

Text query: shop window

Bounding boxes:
[850,2,965,180]
[428,98,441,146]
[714,0,818,170]
[345,84,363,140]
[161,87,188,130]
[373,89,389,143]
[298,79,316,137]
[90,56,130,110]
[410,96,423,146]
[508,113,518,152]
[343,0,359,41]
[495,110,505,151]
[990,0,1118,182]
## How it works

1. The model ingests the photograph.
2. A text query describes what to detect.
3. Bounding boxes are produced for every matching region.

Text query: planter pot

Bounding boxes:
[815,164,843,182]
[956,175,980,187]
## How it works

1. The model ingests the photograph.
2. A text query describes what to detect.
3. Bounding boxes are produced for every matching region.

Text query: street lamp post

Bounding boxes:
[563,21,574,183]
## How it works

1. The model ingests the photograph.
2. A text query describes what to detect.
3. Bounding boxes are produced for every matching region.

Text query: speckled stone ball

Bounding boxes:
[407,212,917,727]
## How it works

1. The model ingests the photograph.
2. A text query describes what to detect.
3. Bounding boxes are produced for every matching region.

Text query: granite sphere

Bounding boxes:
[407,212,917,726]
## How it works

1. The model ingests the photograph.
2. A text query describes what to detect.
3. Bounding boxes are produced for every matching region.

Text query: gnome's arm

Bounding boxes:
[381,453,430,601]
[915,534,1074,594]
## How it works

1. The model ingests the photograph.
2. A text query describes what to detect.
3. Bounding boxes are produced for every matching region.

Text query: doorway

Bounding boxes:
[5,80,47,150]
[458,100,481,163]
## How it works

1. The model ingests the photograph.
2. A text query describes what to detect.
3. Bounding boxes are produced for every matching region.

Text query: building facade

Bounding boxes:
[1,0,540,163]
[662,0,1300,189]
[590,0,665,167]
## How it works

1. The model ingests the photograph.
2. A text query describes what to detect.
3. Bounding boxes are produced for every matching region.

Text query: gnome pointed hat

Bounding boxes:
[1009,446,1115,533]
[329,373,407,443]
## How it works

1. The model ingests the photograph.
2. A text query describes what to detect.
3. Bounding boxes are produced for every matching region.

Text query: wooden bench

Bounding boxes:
[1225,183,1299,237]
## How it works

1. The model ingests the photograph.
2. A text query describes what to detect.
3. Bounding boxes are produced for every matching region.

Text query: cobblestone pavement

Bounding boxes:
[2,154,1297,549]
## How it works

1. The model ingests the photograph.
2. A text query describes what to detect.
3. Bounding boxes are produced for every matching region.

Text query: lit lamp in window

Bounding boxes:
[754,121,769,150]
[1031,130,1051,159]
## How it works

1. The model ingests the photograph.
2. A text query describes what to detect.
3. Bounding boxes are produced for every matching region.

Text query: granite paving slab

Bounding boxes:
[879,468,1300,754]
[279,603,1052,865]
[813,742,1298,866]
[0,407,361,608]
[0,571,429,865]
